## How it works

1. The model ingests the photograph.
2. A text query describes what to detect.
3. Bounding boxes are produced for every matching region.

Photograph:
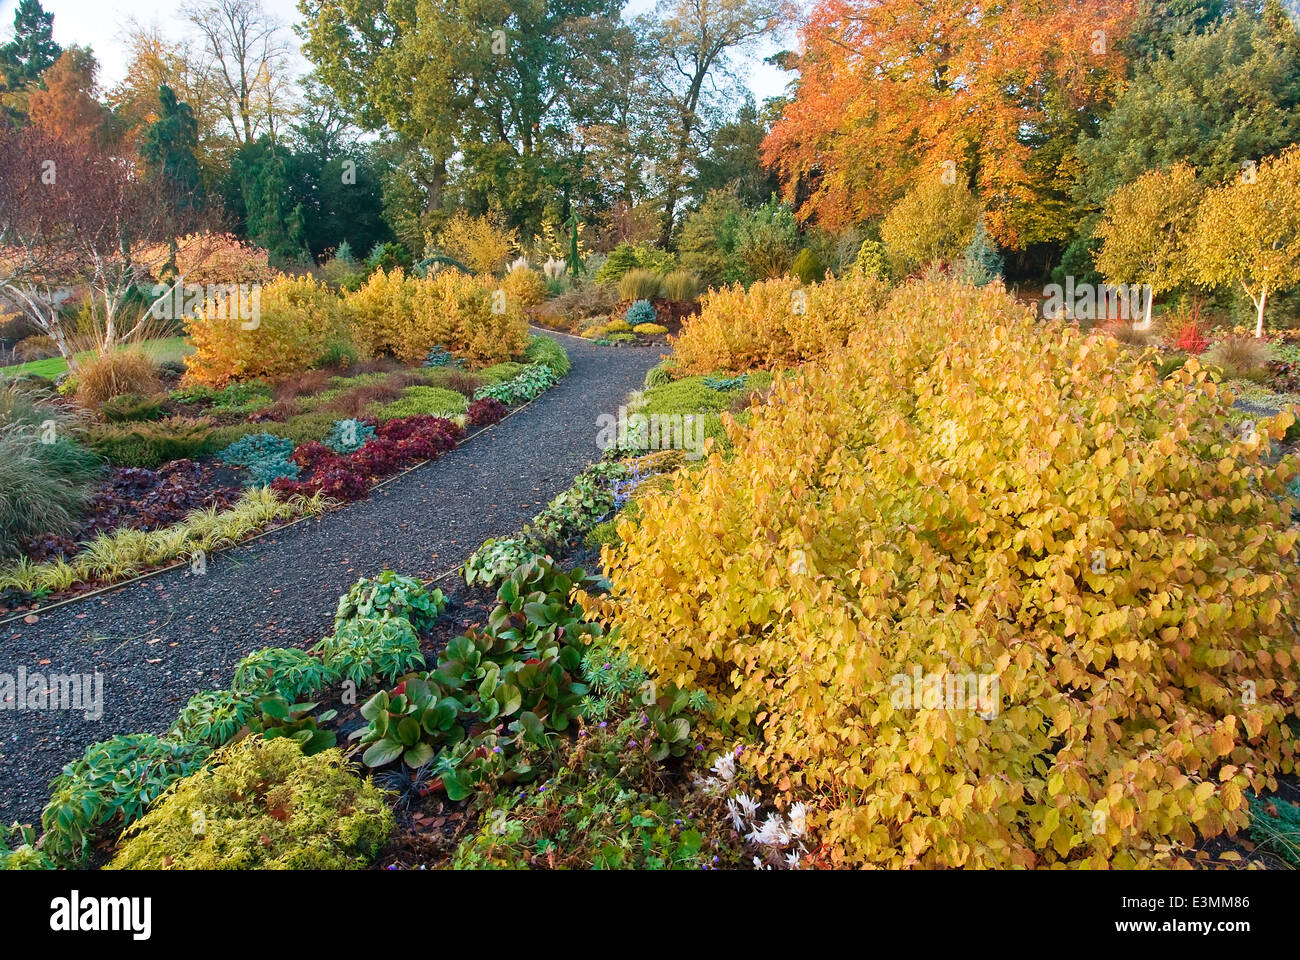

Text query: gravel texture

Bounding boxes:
[0,332,661,826]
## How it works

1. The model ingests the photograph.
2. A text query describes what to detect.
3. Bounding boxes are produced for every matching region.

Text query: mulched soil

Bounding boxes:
[0,332,661,826]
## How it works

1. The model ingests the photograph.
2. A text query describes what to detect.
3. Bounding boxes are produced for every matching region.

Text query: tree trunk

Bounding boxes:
[1256,285,1268,338]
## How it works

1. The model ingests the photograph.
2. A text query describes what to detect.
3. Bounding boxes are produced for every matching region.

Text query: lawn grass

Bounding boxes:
[0,337,193,381]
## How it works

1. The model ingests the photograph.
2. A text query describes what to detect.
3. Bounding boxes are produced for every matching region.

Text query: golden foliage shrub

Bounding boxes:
[434,210,517,276]
[501,264,549,309]
[671,273,891,373]
[597,278,1300,868]
[344,268,528,367]
[184,275,345,387]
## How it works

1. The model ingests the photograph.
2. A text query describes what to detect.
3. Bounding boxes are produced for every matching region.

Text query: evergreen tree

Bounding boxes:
[0,0,61,90]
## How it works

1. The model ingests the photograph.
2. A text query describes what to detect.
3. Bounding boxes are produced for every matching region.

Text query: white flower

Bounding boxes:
[726,797,746,831]
[735,792,759,818]
[787,802,808,839]
[711,752,736,781]
[747,813,790,848]
[752,855,770,871]
[785,851,802,869]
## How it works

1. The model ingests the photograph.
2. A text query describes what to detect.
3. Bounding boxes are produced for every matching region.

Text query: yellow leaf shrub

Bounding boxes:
[501,264,549,309]
[344,268,528,367]
[184,275,345,387]
[596,278,1300,868]
[670,272,891,373]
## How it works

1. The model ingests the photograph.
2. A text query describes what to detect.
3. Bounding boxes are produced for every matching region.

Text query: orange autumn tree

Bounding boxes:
[763,0,1136,249]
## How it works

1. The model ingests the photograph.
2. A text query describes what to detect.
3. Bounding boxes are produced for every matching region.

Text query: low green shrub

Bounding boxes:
[82,416,215,468]
[476,361,530,384]
[523,460,627,548]
[0,825,54,871]
[473,364,559,406]
[644,359,678,388]
[232,646,341,701]
[335,571,447,633]
[523,335,571,377]
[313,615,426,687]
[101,392,165,423]
[41,734,211,864]
[107,738,393,870]
[461,537,542,588]
[169,689,257,747]
[370,385,468,420]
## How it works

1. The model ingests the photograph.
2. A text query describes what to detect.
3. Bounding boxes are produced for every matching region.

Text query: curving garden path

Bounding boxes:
[0,332,661,826]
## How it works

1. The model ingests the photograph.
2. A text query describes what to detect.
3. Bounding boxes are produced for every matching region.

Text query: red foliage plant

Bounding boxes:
[271,416,462,502]
[467,397,507,427]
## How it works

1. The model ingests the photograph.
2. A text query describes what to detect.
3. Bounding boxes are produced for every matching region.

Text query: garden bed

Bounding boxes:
[0,336,572,613]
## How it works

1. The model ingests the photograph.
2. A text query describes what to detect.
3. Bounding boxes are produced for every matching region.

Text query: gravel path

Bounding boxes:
[0,333,660,826]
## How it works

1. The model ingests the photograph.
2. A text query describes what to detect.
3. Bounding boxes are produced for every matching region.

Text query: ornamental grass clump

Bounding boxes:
[596,277,1300,868]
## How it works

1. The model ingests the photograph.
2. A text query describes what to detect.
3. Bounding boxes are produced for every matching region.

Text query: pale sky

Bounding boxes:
[0,0,795,106]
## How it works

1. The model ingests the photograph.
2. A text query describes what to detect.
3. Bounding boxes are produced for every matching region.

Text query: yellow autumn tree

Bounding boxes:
[431,211,518,276]
[1095,163,1204,328]
[1190,147,1300,337]
[880,175,981,275]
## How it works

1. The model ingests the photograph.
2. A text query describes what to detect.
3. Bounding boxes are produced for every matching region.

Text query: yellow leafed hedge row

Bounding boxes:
[344,267,529,366]
[595,278,1300,868]
[183,270,530,385]
[185,275,346,387]
[670,273,892,373]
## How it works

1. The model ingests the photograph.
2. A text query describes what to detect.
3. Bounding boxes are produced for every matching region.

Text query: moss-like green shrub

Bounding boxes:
[476,361,530,384]
[208,412,339,450]
[108,738,394,870]
[370,385,468,421]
